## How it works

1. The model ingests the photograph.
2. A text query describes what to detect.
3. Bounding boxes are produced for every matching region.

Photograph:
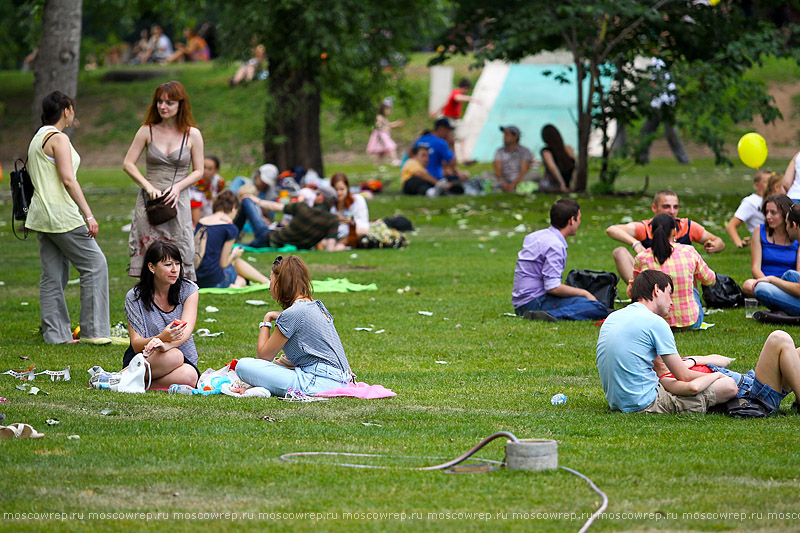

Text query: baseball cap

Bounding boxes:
[256,164,279,188]
[500,125,521,137]
[434,117,455,130]
[316,185,337,206]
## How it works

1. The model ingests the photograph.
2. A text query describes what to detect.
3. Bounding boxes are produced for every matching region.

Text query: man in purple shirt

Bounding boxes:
[512,198,610,322]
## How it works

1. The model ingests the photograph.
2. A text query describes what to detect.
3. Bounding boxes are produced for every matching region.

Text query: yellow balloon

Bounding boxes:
[709,0,721,5]
[737,133,768,169]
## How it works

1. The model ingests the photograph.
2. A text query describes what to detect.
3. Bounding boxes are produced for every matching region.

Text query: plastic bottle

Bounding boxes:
[169,384,194,395]
[278,190,290,205]
[550,393,567,405]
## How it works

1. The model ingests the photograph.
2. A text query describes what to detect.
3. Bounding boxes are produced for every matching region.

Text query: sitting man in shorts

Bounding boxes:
[596,270,738,413]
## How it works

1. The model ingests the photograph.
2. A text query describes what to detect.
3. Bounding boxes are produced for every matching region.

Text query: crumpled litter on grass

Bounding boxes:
[418,311,433,316]
[205,306,219,313]
[245,300,268,306]
[196,328,224,337]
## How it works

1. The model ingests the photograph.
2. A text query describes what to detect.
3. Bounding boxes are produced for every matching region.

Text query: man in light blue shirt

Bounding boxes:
[596,270,737,413]
[512,198,609,322]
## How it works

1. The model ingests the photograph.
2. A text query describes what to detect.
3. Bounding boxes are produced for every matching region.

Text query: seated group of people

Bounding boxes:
[131,24,211,65]
[400,119,576,196]
[192,162,372,290]
[511,195,800,416]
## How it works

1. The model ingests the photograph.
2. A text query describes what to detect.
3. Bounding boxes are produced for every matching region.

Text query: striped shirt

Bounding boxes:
[629,244,716,328]
[125,280,199,365]
[269,202,339,249]
[275,299,351,373]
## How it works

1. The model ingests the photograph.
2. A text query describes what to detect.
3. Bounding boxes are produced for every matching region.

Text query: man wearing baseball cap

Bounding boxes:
[494,125,534,192]
[412,117,468,195]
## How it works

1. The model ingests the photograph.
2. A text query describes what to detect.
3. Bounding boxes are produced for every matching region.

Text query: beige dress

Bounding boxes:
[128,139,195,280]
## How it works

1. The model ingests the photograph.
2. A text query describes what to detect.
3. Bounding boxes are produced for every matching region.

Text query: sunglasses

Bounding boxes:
[273,256,283,266]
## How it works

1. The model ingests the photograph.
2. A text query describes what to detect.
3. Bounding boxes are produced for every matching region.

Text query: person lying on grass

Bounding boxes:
[658,331,800,415]
[235,255,354,396]
[656,354,733,396]
[124,240,200,388]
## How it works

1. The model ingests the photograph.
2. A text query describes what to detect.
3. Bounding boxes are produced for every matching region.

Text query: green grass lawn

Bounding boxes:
[1,159,799,531]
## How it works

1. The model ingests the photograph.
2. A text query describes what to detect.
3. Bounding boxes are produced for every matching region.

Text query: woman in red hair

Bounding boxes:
[123,80,205,280]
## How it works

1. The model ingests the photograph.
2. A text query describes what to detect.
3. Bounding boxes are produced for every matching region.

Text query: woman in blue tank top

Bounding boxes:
[743,194,799,297]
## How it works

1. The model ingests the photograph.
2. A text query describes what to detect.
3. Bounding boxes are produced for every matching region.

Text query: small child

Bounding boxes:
[366,98,403,166]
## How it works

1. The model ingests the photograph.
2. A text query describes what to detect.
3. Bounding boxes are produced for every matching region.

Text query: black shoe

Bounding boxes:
[752,310,800,325]
[523,310,557,322]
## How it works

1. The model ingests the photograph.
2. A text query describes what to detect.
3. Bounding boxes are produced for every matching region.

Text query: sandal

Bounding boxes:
[10,423,44,439]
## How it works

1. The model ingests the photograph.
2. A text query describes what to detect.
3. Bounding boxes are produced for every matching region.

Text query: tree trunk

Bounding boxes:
[32,0,82,132]
[573,60,590,192]
[263,64,324,175]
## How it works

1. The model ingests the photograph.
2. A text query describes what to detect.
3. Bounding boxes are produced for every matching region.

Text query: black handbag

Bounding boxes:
[143,132,186,226]
[565,269,619,310]
[702,273,744,308]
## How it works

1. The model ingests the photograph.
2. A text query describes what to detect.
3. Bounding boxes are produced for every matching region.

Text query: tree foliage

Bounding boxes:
[215,0,446,172]
[439,0,799,192]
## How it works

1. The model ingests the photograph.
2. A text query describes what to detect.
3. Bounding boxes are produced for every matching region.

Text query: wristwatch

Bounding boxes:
[259,321,272,330]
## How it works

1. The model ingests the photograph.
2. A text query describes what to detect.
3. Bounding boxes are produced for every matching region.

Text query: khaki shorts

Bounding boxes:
[638,384,717,414]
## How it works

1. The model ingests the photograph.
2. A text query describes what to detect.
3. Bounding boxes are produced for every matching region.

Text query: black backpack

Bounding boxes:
[565,269,619,310]
[702,274,744,308]
[10,158,35,240]
[10,132,57,240]
[725,396,784,418]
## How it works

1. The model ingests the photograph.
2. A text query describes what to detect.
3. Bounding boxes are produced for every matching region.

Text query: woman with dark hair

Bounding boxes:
[627,213,716,329]
[235,256,353,396]
[540,124,575,192]
[123,241,199,388]
[123,80,204,280]
[330,173,369,247]
[194,190,269,288]
[26,91,110,345]
[742,194,799,297]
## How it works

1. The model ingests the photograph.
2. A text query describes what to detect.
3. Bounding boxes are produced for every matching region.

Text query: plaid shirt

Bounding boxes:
[629,244,716,328]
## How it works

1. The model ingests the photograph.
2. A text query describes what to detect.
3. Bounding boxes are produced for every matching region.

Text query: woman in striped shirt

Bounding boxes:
[235,255,353,396]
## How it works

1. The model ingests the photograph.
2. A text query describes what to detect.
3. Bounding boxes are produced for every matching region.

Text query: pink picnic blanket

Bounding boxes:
[314,381,396,399]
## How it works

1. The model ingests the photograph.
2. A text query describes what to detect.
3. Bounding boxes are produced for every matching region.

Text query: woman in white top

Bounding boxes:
[330,173,369,249]
[26,91,110,344]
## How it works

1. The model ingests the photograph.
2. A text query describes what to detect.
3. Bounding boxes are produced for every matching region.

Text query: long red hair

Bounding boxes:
[330,172,353,209]
[143,80,197,133]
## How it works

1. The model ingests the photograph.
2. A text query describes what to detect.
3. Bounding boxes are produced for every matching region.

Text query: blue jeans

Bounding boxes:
[234,197,272,248]
[514,293,609,321]
[753,270,800,316]
[688,287,704,330]
[235,358,350,397]
[707,364,788,413]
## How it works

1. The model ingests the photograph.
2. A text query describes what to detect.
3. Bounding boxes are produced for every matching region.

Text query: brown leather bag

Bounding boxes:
[143,132,186,226]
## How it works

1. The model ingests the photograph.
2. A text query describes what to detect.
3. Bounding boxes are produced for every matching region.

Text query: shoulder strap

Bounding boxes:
[164,131,187,194]
[41,131,60,153]
[149,125,153,143]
